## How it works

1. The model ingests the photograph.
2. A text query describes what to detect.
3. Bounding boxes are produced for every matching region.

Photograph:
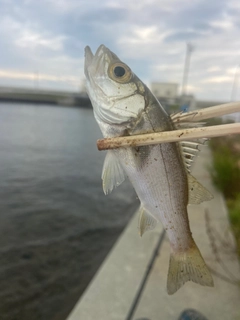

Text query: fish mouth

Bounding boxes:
[84,44,118,80]
[84,46,94,76]
[84,45,105,80]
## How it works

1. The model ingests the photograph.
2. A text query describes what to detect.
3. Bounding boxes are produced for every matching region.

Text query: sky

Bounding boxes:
[1,0,240,101]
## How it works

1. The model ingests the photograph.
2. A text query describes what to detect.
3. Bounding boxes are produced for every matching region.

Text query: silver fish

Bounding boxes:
[84,44,214,294]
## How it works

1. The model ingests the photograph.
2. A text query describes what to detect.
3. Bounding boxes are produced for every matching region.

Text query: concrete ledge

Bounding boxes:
[66,211,164,320]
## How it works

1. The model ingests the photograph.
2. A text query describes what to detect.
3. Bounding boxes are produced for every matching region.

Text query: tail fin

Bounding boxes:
[167,242,214,295]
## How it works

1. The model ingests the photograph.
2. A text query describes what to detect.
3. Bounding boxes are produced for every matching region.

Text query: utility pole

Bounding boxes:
[230,64,240,122]
[181,43,194,96]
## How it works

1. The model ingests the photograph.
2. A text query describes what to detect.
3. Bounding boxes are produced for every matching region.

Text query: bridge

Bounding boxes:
[0,86,91,107]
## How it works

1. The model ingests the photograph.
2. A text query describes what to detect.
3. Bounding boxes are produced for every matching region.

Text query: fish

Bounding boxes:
[84,44,214,295]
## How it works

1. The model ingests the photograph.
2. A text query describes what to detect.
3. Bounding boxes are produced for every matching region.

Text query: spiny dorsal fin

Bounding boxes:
[181,140,202,173]
[138,206,158,236]
[188,173,214,204]
[171,112,208,172]
[171,111,203,127]
[102,151,125,195]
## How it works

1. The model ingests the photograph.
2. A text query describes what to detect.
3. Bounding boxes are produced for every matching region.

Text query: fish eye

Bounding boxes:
[114,66,125,77]
[108,62,132,83]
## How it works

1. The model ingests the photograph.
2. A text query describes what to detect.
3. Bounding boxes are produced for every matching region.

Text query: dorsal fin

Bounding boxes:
[188,173,213,204]
[171,112,208,172]
[180,140,208,173]
[170,111,203,126]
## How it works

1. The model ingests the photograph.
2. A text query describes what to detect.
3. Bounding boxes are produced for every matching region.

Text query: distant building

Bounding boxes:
[149,82,197,113]
[151,82,178,99]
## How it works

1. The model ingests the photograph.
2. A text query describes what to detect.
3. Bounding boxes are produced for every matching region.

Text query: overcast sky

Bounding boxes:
[1,0,240,101]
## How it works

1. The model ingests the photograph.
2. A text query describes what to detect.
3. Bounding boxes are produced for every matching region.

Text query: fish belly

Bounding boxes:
[117,142,193,249]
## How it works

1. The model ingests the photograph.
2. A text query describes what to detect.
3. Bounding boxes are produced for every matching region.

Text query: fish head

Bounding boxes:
[84,45,146,126]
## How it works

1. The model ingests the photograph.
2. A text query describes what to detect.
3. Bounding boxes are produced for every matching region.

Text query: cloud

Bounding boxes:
[15,30,65,51]
[207,66,222,72]
[201,76,233,83]
[0,0,240,100]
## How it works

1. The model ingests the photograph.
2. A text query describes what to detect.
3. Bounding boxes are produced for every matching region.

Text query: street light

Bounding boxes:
[181,42,194,96]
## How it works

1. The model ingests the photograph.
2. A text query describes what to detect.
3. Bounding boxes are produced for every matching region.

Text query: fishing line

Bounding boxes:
[125,230,166,320]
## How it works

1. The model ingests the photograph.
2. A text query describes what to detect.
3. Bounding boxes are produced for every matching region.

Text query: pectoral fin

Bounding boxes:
[102,151,125,195]
[188,173,213,204]
[138,206,158,236]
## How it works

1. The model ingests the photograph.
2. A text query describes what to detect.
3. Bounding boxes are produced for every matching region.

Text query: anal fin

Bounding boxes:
[138,207,158,237]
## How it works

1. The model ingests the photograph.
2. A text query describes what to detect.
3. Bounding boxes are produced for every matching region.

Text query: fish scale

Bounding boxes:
[116,143,191,248]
